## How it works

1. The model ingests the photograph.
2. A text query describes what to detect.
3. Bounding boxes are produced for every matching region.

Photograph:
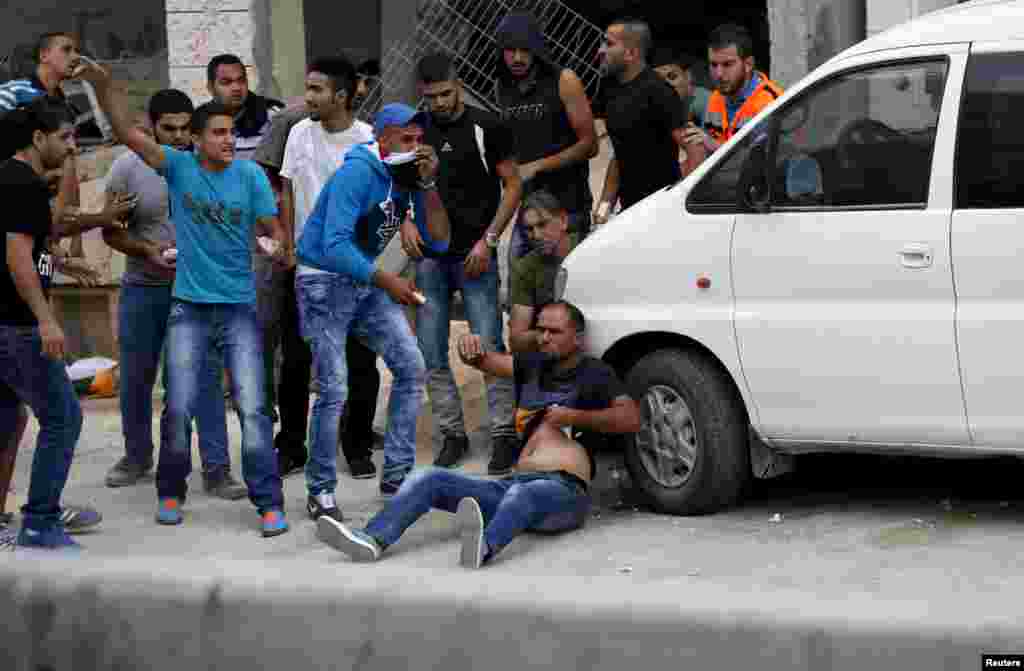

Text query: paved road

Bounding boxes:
[5,392,1024,617]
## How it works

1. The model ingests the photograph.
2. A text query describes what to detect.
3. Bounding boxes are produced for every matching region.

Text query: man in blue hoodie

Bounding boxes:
[296,103,450,501]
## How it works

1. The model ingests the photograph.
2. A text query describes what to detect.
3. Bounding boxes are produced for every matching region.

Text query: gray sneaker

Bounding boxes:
[316,516,381,562]
[203,472,248,500]
[105,457,152,487]
[456,497,486,569]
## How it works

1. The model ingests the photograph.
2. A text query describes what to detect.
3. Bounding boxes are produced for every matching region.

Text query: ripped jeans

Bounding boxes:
[296,274,425,493]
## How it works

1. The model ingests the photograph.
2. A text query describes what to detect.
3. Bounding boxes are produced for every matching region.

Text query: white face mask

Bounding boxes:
[381,150,418,166]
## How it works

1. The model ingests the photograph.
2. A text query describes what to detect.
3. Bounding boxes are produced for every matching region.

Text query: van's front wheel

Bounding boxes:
[624,349,750,515]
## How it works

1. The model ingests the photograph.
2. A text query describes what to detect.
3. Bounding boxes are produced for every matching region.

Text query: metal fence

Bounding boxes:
[357,0,604,122]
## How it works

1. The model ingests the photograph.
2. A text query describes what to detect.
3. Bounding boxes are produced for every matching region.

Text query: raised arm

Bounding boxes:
[417,144,450,247]
[75,61,165,171]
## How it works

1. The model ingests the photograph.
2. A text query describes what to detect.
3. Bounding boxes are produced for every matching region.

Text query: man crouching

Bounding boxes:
[316,300,641,567]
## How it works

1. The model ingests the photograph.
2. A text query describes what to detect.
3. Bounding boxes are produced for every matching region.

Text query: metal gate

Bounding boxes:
[357,0,605,122]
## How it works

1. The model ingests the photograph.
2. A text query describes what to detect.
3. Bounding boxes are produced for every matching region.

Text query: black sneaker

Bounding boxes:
[203,471,248,500]
[307,493,344,522]
[433,435,469,468]
[348,457,377,480]
[487,436,520,476]
[105,457,152,487]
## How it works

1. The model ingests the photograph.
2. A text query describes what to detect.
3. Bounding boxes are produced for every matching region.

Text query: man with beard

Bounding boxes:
[0,97,125,551]
[80,60,291,537]
[354,59,381,115]
[507,190,574,354]
[0,32,131,539]
[206,53,285,160]
[682,23,783,156]
[277,56,380,521]
[315,300,641,568]
[493,11,597,259]
[593,18,690,226]
[295,103,449,500]
[101,90,243,500]
[410,52,522,474]
[252,61,383,488]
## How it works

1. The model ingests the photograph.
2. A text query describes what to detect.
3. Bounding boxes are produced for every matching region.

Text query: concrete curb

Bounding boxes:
[2,555,1019,670]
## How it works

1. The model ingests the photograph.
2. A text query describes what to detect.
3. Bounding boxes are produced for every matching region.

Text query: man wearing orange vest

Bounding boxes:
[683,23,783,158]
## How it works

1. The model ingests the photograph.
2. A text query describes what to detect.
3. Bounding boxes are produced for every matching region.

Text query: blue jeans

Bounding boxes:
[161,300,282,512]
[365,467,591,557]
[118,284,229,475]
[0,325,82,531]
[296,274,425,494]
[416,254,514,439]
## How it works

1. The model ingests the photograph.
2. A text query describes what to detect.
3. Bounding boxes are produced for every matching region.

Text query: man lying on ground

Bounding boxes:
[316,301,641,568]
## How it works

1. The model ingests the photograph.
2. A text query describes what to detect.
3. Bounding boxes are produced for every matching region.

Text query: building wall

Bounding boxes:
[167,0,266,102]
[769,0,960,90]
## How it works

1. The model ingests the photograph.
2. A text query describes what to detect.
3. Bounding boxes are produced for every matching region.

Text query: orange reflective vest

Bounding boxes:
[705,73,784,145]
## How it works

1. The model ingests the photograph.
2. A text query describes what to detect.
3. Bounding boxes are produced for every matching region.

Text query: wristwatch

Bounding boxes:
[484,231,500,249]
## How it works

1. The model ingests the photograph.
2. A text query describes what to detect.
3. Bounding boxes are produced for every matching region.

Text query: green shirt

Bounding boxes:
[510,235,578,308]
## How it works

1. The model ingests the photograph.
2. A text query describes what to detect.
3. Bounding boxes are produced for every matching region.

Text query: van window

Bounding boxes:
[955,52,1024,209]
[770,60,947,209]
[687,121,765,212]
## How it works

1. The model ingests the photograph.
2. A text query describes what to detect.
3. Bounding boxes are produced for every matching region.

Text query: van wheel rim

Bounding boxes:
[636,385,697,488]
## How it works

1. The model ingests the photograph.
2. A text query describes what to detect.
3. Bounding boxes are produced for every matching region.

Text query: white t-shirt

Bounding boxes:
[280,117,374,275]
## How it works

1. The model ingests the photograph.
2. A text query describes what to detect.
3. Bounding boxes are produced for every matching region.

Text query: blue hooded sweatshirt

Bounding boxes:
[296,142,448,282]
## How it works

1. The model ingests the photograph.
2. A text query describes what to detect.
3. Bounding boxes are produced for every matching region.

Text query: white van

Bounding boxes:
[562,0,1024,514]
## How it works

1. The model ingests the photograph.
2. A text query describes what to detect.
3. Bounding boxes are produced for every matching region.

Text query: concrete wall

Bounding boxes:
[167,0,270,102]
[769,0,866,89]
[768,0,962,90]
[269,0,307,100]
[3,556,1021,671]
[866,0,960,38]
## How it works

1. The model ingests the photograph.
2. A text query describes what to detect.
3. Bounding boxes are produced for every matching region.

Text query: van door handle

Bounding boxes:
[900,244,933,269]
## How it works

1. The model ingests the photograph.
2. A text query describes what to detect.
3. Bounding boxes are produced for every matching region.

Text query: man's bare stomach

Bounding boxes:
[514,421,591,484]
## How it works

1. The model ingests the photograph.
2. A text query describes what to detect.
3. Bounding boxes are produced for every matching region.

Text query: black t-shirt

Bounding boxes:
[497,65,593,215]
[424,105,514,257]
[601,67,687,208]
[513,353,628,479]
[0,159,53,325]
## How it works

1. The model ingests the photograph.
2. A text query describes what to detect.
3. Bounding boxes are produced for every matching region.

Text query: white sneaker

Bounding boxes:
[456,497,485,569]
[316,516,380,562]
